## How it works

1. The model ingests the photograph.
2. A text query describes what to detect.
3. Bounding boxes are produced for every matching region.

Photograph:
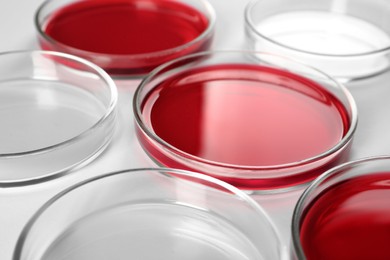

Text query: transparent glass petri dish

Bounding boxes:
[133,51,358,192]
[291,156,390,259]
[0,50,117,187]
[35,0,216,77]
[13,168,285,260]
[245,0,390,82]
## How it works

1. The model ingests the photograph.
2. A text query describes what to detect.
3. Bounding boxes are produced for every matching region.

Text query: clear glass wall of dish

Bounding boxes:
[0,50,117,187]
[13,168,286,260]
[245,0,390,83]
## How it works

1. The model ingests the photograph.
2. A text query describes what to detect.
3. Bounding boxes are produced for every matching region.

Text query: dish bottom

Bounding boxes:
[251,11,390,79]
[0,80,103,153]
[41,203,262,260]
[0,79,112,183]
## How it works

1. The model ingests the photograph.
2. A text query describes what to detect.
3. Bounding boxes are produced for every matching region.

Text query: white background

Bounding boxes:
[1,0,390,259]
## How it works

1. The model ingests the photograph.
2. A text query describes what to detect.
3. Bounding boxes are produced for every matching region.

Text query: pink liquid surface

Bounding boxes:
[138,64,350,189]
[40,0,211,75]
[300,173,390,259]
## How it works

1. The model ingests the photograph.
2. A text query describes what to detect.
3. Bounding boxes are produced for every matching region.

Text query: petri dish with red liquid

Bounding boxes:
[13,168,285,259]
[0,51,117,187]
[35,0,215,77]
[133,51,358,192]
[291,156,390,259]
[245,0,390,82]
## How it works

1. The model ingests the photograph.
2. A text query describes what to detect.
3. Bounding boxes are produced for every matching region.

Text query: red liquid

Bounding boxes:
[40,0,211,75]
[300,173,390,259]
[138,64,350,189]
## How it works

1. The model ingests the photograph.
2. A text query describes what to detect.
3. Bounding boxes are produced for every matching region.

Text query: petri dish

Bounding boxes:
[13,168,285,260]
[291,156,390,259]
[0,50,117,187]
[133,51,358,192]
[35,0,215,77]
[245,0,390,82]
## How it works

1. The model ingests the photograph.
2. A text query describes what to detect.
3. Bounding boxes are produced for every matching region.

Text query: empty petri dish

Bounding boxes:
[245,0,390,82]
[13,168,285,260]
[291,156,390,259]
[133,51,358,192]
[35,0,215,77]
[0,50,117,186]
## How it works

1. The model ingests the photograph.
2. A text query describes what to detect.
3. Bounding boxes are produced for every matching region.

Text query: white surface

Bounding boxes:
[1,0,390,259]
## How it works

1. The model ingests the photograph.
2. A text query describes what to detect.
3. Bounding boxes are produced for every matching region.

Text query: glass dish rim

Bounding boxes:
[34,0,216,61]
[12,167,285,259]
[290,155,390,259]
[0,50,117,185]
[0,50,117,158]
[244,0,390,58]
[133,50,358,175]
